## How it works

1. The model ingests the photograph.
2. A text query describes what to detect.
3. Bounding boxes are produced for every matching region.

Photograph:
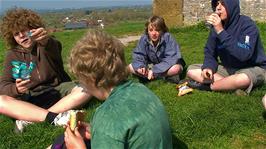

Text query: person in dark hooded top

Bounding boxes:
[186,0,266,95]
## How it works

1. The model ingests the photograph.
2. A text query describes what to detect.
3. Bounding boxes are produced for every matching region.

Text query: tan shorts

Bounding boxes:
[187,64,266,93]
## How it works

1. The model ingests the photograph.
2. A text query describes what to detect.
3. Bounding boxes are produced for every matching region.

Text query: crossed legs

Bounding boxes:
[187,68,250,91]
[0,85,91,122]
[128,63,182,77]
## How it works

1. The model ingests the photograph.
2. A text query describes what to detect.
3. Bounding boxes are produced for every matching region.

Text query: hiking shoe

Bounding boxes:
[52,111,72,126]
[165,75,180,84]
[235,89,248,96]
[137,76,150,84]
[187,80,211,91]
[14,120,33,133]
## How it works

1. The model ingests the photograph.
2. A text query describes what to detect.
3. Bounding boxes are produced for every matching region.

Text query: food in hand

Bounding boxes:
[70,110,86,131]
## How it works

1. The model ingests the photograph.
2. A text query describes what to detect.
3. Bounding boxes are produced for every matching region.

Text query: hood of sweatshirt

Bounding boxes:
[211,0,240,29]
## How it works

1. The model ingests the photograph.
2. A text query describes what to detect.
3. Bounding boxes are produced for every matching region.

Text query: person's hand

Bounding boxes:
[64,125,87,149]
[137,67,147,76]
[147,70,154,80]
[201,69,213,82]
[30,27,48,46]
[16,79,30,93]
[206,13,224,33]
[77,122,91,140]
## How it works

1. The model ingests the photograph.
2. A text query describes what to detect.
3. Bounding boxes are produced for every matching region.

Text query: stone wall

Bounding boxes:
[153,0,183,27]
[153,0,266,27]
[183,0,266,25]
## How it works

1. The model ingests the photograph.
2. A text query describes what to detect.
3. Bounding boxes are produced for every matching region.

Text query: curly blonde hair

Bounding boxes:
[69,30,129,90]
[0,8,45,49]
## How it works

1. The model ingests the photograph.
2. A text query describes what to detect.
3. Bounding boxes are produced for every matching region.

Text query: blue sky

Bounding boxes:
[0,0,152,14]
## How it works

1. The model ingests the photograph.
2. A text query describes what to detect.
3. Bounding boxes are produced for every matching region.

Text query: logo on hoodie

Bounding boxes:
[237,35,251,50]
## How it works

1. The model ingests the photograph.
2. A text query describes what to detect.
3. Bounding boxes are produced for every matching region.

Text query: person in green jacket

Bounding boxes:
[55,30,172,149]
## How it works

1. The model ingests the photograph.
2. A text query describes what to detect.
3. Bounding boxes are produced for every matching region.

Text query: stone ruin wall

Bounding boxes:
[153,0,266,27]
[153,0,183,27]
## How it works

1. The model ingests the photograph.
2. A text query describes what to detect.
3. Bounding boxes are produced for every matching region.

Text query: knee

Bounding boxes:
[0,95,8,113]
[186,69,193,78]
[262,94,266,109]
[187,69,198,79]
[167,64,182,76]
[235,73,251,87]
[128,64,136,74]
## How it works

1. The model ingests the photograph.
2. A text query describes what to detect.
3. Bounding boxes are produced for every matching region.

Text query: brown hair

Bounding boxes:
[0,8,45,49]
[145,15,169,35]
[69,30,129,90]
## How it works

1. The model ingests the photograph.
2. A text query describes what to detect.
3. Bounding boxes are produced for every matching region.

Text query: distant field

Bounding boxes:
[40,6,151,29]
[0,22,266,148]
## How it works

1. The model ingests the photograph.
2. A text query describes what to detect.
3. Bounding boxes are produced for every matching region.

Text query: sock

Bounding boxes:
[45,112,58,124]
[199,83,212,91]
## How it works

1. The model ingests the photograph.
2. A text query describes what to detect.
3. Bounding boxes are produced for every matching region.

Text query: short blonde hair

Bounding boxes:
[69,30,129,89]
[0,8,45,49]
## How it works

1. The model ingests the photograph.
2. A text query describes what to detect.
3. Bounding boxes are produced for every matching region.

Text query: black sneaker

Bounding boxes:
[187,80,211,91]
[137,76,150,84]
[165,75,180,84]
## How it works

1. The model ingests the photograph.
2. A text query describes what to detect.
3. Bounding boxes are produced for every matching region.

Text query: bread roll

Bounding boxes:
[70,110,85,131]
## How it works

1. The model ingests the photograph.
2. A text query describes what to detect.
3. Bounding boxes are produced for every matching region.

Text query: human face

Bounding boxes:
[147,24,160,43]
[13,29,34,49]
[215,1,228,21]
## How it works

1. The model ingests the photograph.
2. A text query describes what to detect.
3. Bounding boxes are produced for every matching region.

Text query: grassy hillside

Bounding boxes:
[40,6,151,29]
[0,22,266,148]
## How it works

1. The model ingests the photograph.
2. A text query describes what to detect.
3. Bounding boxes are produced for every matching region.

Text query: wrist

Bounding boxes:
[216,29,224,34]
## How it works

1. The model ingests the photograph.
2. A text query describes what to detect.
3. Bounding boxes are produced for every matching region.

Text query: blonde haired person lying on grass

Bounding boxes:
[50,30,172,149]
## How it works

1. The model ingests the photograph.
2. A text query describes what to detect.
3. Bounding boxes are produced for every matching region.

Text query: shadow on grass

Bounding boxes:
[172,134,188,149]
[262,111,266,120]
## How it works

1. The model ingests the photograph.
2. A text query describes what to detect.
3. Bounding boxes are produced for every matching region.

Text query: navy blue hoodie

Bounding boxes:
[202,0,266,72]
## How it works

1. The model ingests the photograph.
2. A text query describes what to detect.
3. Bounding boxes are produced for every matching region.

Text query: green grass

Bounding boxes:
[1,22,266,148]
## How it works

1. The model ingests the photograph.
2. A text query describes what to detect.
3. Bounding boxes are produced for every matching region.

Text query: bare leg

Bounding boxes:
[211,73,250,91]
[128,63,137,74]
[166,64,182,76]
[187,68,224,83]
[262,94,266,110]
[48,86,91,113]
[187,69,250,91]
[0,95,48,122]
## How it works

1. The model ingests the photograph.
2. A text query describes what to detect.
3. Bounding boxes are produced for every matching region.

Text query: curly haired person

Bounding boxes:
[50,30,172,149]
[0,8,91,133]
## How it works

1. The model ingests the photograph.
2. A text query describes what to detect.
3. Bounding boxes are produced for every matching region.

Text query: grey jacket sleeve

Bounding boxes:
[152,34,182,76]
[131,36,148,71]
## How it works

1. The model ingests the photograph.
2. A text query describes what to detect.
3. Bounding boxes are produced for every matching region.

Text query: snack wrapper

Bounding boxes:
[176,82,193,96]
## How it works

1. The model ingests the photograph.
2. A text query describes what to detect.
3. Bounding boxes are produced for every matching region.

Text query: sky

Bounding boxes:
[0,0,152,14]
